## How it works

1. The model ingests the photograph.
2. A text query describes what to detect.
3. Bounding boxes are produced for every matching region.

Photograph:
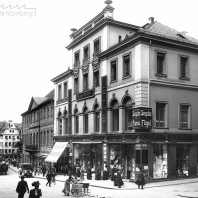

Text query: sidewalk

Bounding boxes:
[9,165,198,197]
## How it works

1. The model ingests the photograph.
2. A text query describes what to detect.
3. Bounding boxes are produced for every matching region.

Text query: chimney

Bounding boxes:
[148,17,154,24]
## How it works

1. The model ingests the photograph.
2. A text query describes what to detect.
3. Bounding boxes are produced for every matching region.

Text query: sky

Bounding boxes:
[0,0,197,123]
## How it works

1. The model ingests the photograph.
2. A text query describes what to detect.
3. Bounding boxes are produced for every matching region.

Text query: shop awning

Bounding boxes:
[45,142,68,163]
[72,142,102,144]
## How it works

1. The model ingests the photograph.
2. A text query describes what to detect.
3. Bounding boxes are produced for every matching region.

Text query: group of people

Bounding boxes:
[16,176,42,198]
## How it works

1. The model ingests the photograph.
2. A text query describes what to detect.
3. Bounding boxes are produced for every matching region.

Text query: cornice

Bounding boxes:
[51,69,73,84]
[150,79,198,90]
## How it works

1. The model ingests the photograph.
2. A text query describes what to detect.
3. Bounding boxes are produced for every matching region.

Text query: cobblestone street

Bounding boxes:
[0,167,198,198]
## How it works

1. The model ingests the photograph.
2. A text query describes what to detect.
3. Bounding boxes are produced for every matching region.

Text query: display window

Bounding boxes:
[176,144,189,178]
[153,144,168,179]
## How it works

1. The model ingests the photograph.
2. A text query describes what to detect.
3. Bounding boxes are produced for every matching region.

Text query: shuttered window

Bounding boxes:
[180,56,188,78]
[180,105,189,128]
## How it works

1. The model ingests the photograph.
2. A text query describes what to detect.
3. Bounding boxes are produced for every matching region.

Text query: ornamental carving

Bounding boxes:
[82,58,90,75]
[92,55,100,71]
[73,62,80,79]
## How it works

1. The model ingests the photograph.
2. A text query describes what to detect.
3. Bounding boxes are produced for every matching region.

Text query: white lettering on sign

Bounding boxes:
[141,110,151,117]
[132,111,140,117]
[142,120,151,127]
[133,120,141,126]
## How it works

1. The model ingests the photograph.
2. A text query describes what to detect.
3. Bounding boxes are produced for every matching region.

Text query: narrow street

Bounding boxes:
[1,167,198,198]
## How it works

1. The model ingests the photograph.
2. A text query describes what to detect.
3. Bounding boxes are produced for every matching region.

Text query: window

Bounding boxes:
[157,52,165,75]
[110,99,119,132]
[111,60,117,82]
[83,74,88,90]
[64,82,68,98]
[74,51,80,63]
[156,103,166,128]
[123,54,130,78]
[47,107,49,118]
[58,84,62,100]
[123,96,133,130]
[94,70,99,87]
[83,45,89,59]
[74,78,78,93]
[84,114,89,134]
[180,104,190,129]
[74,109,79,134]
[180,56,189,79]
[94,104,100,132]
[94,37,100,54]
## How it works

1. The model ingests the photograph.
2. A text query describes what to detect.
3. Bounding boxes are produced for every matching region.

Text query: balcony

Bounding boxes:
[25,144,39,152]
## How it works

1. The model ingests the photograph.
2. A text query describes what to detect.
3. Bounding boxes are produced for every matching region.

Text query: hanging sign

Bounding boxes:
[132,107,152,129]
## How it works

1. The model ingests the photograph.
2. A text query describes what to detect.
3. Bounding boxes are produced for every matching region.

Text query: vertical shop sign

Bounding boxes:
[132,107,152,129]
[103,143,107,162]
[101,76,107,133]
[68,89,72,134]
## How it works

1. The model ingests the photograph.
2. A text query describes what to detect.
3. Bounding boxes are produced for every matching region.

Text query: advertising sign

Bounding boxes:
[132,107,152,129]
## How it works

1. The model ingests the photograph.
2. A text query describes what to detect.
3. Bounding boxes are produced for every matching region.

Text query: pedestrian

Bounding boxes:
[68,164,73,177]
[102,164,108,180]
[64,165,68,176]
[135,170,145,189]
[76,164,80,179]
[51,167,56,184]
[87,164,92,180]
[62,176,74,196]
[41,166,46,177]
[18,166,22,176]
[46,171,52,187]
[80,165,85,181]
[16,175,29,198]
[29,181,42,198]
[114,169,124,188]
[95,162,102,180]
[34,167,37,176]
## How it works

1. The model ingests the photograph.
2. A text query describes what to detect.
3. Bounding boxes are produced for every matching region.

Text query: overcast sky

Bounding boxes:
[0,0,197,123]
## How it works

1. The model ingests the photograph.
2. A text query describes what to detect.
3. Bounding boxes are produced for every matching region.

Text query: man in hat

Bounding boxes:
[29,181,42,198]
[16,175,29,198]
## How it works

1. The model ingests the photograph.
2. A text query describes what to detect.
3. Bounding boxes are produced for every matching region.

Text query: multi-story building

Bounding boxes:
[21,90,54,167]
[48,1,198,182]
[0,120,21,162]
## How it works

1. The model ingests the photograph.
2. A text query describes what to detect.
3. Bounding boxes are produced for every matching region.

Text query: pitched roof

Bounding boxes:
[142,21,198,44]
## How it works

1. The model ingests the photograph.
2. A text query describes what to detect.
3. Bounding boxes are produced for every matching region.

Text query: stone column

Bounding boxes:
[119,106,124,133]
[107,108,112,132]
[88,112,94,133]
[79,114,84,135]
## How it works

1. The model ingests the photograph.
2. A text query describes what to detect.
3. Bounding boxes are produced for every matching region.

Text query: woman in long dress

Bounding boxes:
[114,169,124,188]
[102,165,108,180]
[62,176,73,196]
[87,165,92,180]
[136,170,145,189]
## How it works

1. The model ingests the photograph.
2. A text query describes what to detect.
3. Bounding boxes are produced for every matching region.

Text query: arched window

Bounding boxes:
[74,109,79,134]
[110,99,119,132]
[83,107,88,134]
[94,104,100,132]
[123,96,133,130]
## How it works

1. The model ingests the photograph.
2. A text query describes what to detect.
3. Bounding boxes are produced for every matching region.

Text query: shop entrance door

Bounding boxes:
[135,144,149,182]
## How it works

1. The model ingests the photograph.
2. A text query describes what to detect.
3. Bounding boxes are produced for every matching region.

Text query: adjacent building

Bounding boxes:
[48,1,198,182]
[21,90,54,167]
[0,120,21,162]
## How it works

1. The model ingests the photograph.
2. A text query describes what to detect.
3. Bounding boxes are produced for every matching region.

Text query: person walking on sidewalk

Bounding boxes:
[46,171,52,187]
[16,175,29,198]
[29,181,42,198]
[41,166,46,177]
[136,170,145,189]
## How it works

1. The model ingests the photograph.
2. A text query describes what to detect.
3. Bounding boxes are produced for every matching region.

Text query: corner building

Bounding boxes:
[50,2,198,182]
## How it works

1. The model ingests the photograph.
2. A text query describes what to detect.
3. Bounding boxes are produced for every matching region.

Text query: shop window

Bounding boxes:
[123,96,133,131]
[123,54,130,78]
[156,102,167,128]
[58,84,62,100]
[176,144,189,178]
[180,104,190,129]
[110,99,119,132]
[111,60,117,82]
[83,73,88,91]
[153,144,168,179]
[94,104,100,132]
[64,82,68,98]
[94,70,99,87]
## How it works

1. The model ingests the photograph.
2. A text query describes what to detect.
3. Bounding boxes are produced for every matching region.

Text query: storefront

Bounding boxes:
[73,143,102,171]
